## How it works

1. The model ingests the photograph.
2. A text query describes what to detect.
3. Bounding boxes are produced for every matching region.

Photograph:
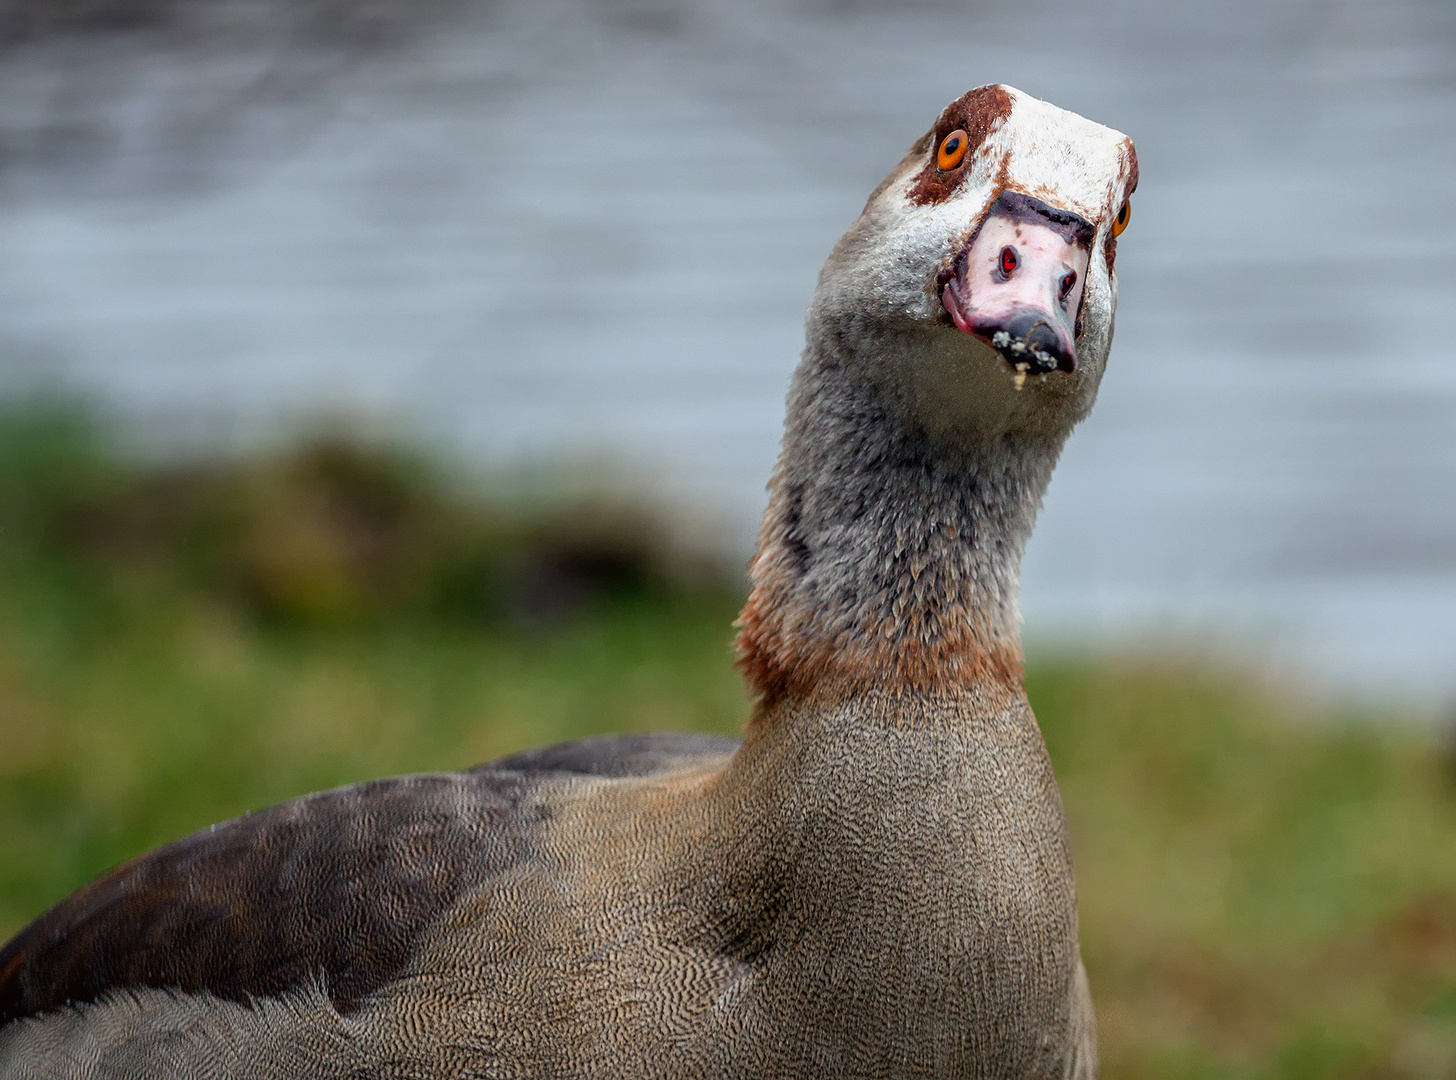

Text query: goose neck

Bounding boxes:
[735,342,1067,710]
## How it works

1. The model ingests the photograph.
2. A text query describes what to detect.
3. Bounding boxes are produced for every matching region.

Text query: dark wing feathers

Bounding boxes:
[0,772,534,1025]
[0,733,737,1027]
[484,731,741,778]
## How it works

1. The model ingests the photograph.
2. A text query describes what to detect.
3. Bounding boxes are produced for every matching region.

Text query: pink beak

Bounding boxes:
[940,193,1093,374]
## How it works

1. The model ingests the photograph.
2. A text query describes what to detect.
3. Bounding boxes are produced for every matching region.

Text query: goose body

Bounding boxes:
[0,84,1136,1079]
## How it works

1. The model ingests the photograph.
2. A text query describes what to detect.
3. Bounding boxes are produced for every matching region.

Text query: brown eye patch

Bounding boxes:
[1105,140,1138,274]
[907,84,1014,206]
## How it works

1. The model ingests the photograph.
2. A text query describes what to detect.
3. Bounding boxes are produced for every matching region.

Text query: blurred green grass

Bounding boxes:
[2,404,1455,1078]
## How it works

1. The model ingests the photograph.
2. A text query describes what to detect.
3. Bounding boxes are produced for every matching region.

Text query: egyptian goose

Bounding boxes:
[0,84,1136,1079]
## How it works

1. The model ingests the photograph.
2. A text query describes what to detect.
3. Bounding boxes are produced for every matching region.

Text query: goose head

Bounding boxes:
[810,84,1138,446]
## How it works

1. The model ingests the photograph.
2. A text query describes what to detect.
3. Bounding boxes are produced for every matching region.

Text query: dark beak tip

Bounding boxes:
[983,312,1077,377]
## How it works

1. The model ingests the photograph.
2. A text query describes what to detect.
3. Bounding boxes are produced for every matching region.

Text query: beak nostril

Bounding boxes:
[999,246,1018,277]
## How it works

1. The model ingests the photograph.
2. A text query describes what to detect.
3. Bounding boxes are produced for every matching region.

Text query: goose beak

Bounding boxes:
[939,193,1093,377]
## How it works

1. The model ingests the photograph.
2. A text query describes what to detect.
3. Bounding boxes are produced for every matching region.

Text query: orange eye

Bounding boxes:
[936,129,969,171]
[1111,199,1131,237]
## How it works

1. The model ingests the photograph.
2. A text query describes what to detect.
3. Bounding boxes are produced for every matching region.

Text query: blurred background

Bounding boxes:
[1,0,1455,1075]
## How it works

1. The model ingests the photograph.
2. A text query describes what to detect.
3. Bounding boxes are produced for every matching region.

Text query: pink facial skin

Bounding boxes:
[941,212,1090,374]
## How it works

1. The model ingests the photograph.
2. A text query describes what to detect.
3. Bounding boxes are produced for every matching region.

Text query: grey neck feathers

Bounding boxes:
[736,330,1070,705]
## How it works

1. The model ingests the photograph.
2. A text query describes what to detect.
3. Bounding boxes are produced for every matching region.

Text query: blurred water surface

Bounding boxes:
[0,0,1453,699]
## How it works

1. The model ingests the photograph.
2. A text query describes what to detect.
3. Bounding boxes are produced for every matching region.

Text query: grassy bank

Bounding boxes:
[1,407,1453,1077]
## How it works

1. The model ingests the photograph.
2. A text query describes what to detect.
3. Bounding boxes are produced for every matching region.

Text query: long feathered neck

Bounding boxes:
[735,331,1069,712]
